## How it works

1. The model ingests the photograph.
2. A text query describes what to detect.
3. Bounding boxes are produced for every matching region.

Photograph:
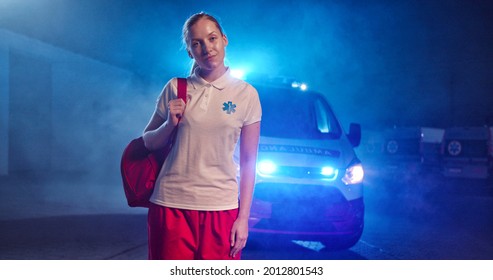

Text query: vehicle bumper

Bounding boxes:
[443,165,490,179]
[248,184,364,237]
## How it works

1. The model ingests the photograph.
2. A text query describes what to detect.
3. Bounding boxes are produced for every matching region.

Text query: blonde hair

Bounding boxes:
[182,12,225,74]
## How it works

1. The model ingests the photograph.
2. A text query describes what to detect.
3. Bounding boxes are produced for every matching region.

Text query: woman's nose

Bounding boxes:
[202,42,212,54]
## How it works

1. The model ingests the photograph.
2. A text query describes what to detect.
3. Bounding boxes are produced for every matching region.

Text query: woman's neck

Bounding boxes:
[199,65,228,83]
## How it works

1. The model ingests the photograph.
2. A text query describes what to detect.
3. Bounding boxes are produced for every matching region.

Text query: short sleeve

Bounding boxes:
[155,78,179,120]
[243,84,262,126]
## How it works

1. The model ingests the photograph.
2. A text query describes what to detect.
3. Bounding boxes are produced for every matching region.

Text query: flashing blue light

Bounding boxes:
[321,166,336,176]
[231,69,246,80]
[291,81,308,91]
[257,160,277,175]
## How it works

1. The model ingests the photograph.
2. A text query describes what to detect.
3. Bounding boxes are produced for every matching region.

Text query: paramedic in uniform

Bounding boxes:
[142,12,262,260]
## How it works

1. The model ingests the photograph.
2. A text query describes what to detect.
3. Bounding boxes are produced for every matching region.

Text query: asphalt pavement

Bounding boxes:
[0,172,149,260]
[1,171,492,260]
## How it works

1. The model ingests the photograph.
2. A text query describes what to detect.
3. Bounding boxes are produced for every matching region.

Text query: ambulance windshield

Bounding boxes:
[257,86,342,139]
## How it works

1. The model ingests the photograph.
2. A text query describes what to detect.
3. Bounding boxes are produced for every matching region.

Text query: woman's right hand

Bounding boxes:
[167,98,186,126]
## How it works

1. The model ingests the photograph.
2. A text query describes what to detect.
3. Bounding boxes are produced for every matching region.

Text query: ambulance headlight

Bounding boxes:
[342,163,364,185]
[257,160,277,176]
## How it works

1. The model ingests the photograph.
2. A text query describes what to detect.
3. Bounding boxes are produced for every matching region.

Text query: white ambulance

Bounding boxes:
[247,80,364,250]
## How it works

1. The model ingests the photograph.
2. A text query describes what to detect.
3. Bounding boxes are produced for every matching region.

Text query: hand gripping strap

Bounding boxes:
[121,77,187,208]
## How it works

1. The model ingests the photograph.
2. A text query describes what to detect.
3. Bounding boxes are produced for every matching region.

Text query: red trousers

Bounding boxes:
[147,203,241,260]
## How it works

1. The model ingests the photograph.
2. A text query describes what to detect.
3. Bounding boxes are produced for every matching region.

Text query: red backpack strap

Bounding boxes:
[177,78,187,103]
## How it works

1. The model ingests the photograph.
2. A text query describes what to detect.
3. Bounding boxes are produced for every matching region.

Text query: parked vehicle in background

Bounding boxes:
[248,79,364,250]
[358,126,445,185]
[379,126,422,183]
[420,127,445,172]
[441,126,492,179]
[356,128,384,178]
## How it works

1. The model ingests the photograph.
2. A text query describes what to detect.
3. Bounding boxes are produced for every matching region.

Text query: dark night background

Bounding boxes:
[0,0,493,264]
[1,0,492,129]
[0,0,492,187]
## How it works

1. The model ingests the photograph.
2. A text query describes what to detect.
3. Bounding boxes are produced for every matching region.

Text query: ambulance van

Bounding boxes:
[248,80,364,250]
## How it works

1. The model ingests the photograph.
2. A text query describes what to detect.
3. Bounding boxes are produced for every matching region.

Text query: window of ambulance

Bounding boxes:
[255,85,342,139]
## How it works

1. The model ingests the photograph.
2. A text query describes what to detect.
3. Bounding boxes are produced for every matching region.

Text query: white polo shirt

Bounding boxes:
[150,68,262,211]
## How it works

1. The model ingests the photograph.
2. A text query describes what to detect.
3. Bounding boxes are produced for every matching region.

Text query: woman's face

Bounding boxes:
[187,18,228,75]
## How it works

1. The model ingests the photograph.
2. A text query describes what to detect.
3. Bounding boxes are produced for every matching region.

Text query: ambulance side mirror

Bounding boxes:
[348,123,361,147]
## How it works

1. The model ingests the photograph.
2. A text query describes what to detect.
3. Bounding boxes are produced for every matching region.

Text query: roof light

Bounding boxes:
[291,81,308,91]
[231,69,246,80]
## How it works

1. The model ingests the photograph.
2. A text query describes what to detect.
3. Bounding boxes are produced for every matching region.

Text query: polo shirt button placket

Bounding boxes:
[201,85,212,110]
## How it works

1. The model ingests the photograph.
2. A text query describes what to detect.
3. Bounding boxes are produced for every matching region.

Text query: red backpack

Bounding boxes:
[120,78,187,207]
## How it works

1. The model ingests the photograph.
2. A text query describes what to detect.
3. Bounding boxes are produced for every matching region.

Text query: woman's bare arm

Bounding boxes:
[230,121,261,257]
[142,98,185,151]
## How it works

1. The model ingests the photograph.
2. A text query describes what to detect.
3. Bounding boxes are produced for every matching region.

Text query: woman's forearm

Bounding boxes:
[238,121,261,220]
[143,120,176,151]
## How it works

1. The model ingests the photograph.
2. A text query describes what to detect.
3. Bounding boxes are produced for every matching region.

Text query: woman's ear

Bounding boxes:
[223,35,228,47]
[187,50,193,59]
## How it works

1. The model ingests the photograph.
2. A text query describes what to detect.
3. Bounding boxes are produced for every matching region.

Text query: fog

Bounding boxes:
[0,0,492,215]
[2,0,492,124]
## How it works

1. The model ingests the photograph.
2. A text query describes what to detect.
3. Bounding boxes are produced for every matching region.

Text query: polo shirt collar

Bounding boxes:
[190,67,232,90]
